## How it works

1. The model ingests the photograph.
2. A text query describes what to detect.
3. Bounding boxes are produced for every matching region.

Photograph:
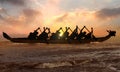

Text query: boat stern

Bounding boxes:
[3,32,11,40]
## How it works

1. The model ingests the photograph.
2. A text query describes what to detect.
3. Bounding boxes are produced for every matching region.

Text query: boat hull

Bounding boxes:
[9,38,92,44]
[3,32,115,44]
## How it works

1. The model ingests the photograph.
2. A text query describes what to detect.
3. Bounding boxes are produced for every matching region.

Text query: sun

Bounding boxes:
[59,31,64,37]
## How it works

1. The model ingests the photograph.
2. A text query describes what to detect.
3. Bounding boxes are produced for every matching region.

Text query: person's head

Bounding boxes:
[91,27,93,32]
[65,27,68,30]
[60,27,62,29]
[91,27,93,30]
[76,25,78,28]
[43,27,46,30]
[68,27,70,29]
[48,28,50,33]
[48,28,50,30]
[38,27,40,29]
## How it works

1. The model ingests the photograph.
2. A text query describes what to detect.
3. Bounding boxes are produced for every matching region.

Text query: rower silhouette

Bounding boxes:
[28,27,40,40]
[50,27,63,40]
[77,26,86,40]
[61,27,70,40]
[69,25,79,40]
[38,27,50,41]
[85,27,95,39]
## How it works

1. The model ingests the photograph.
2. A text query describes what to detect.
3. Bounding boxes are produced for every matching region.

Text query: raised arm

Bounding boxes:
[84,26,90,33]
[69,27,73,32]
[80,26,85,33]
[35,27,40,31]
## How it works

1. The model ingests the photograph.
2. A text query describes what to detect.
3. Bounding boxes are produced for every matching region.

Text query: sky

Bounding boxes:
[0,0,120,40]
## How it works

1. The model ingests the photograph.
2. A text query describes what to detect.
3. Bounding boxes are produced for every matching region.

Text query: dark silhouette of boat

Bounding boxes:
[3,30,116,44]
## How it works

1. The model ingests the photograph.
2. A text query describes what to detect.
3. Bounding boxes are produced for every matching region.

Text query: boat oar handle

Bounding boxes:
[78,28,81,31]
[39,28,42,32]
[84,26,90,33]
[57,27,64,33]
[35,27,41,32]
[37,27,40,30]
[78,26,84,32]
[47,28,51,33]
[69,28,73,32]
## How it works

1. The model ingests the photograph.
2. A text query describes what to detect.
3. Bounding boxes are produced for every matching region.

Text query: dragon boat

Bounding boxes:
[3,30,116,44]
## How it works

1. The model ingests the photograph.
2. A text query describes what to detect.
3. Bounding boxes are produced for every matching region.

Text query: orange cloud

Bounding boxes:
[0,8,42,35]
[0,0,118,38]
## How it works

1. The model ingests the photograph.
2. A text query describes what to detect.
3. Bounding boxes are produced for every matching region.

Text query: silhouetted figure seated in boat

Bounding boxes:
[38,27,50,41]
[28,27,40,40]
[69,25,79,40]
[77,26,86,40]
[85,27,96,39]
[60,27,70,40]
[50,27,63,40]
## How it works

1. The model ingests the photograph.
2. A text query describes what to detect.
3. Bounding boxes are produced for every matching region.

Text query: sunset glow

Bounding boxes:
[0,0,120,39]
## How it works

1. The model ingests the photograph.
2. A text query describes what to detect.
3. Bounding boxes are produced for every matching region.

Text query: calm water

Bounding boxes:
[0,40,120,49]
[0,40,120,72]
[0,40,120,62]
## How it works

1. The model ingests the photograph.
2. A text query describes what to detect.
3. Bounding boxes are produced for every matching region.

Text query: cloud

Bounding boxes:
[0,15,5,21]
[22,8,43,25]
[95,7,120,19]
[0,8,42,25]
[55,13,68,22]
[0,8,7,21]
[47,0,61,5]
[8,9,41,24]
[0,8,43,34]
[0,8,6,13]
[23,9,41,18]
[0,0,26,6]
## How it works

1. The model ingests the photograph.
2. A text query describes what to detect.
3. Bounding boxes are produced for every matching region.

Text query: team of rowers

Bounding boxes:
[28,26,96,40]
